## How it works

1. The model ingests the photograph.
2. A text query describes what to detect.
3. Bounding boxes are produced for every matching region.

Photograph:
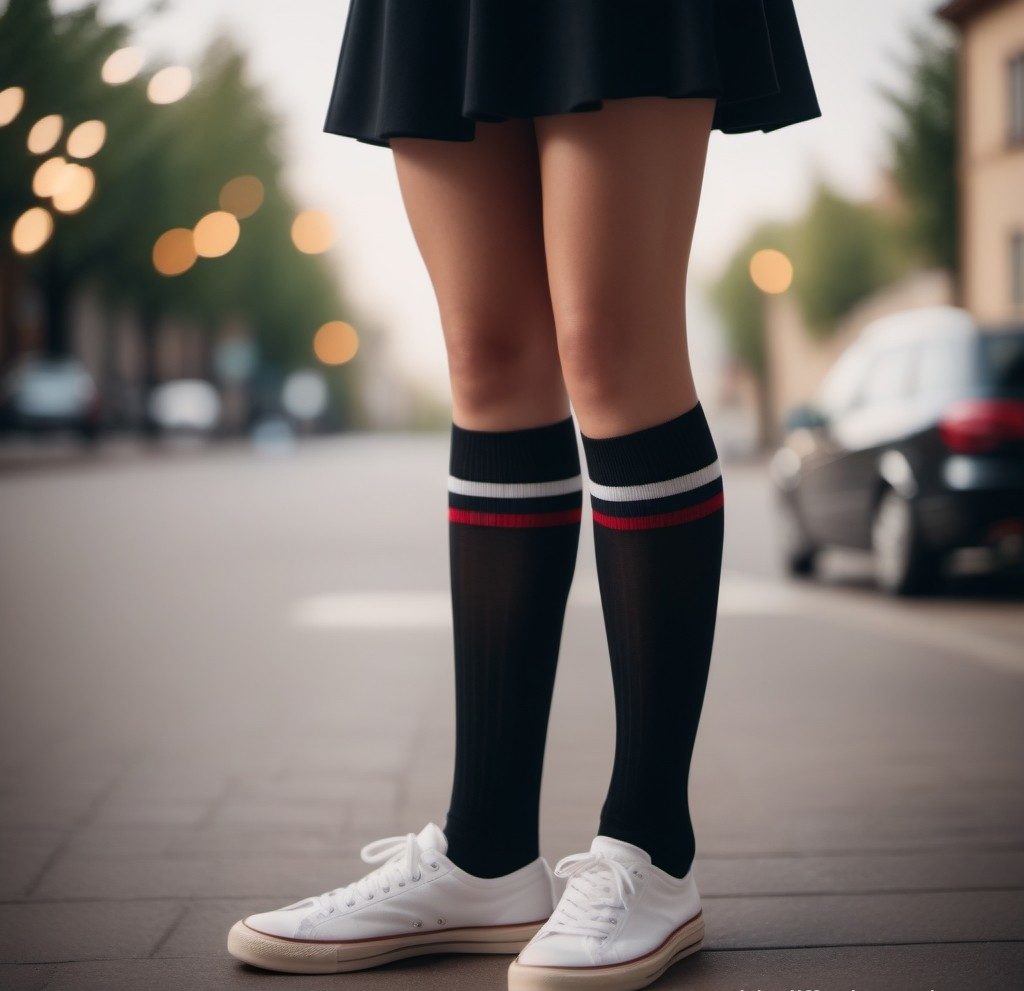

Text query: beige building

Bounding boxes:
[940,0,1024,324]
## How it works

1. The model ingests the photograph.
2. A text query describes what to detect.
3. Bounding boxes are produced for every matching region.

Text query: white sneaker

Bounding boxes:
[227,823,555,974]
[508,836,703,991]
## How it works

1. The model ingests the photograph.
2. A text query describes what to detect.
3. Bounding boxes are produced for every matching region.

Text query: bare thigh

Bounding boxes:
[534,97,715,437]
[392,121,568,430]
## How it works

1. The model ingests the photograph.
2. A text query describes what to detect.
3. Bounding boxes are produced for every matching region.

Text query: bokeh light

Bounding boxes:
[193,211,240,258]
[147,66,192,105]
[51,164,95,214]
[153,228,198,276]
[32,156,67,198]
[291,210,334,254]
[313,321,359,366]
[102,47,145,85]
[282,370,328,421]
[66,120,107,159]
[0,86,25,126]
[27,115,63,155]
[219,175,265,219]
[12,207,54,255]
[749,248,794,295]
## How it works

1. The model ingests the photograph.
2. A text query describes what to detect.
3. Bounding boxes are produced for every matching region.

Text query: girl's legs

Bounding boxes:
[392,120,566,430]
[392,122,582,878]
[535,97,723,877]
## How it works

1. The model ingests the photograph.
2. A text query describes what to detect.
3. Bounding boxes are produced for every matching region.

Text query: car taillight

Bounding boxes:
[939,399,1024,454]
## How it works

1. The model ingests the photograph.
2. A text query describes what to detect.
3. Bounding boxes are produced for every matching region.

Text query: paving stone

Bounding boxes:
[0,964,57,991]
[703,889,1024,949]
[668,942,1024,990]
[0,900,182,963]
[694,848,1024,897]
[31,853,361,901]
[24,941,1024,990]
[164,824,346,857]
[91,797,218,827]
[150,898,280,958]
[0,827,66,898]
[34,954,512,991]
[62,824,187,859]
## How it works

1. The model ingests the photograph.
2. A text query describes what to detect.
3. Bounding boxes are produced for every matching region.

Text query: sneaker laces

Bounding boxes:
[544,851,639,940]
[317,833,435,912]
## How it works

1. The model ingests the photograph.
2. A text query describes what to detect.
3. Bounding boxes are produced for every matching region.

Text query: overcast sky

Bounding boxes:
[58,0,947,398]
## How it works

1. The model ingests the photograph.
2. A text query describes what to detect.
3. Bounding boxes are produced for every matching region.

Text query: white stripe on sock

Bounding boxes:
[587,459,722,503]
[447,474,583,499]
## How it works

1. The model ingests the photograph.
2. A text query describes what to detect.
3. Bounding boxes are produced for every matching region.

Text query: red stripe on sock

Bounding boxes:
[592,491,724,531]
[448,507,583,528]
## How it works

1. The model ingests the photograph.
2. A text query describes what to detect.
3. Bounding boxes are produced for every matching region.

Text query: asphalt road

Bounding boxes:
[1,434,1022,990]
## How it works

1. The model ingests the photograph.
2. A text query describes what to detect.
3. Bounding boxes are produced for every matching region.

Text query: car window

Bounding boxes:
[979,332,1024,391]
[818,346,872,418]
[914,339,967,397]
[855,345,916,409]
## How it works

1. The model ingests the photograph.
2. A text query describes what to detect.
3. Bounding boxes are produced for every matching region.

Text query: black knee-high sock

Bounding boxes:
[581,402,724,878]
[444,416,582,877]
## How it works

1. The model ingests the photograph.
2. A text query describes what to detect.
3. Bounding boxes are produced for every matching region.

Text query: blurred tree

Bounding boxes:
[883,28,958,275]
[790,184,911,336]
[0,0,131,354]
[710,223,791,375]
[1,1,356,426]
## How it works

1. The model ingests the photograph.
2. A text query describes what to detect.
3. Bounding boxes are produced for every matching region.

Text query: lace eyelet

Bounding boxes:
[398,881,405,887]
[367,894,374,900]
[430,863,438,870]
[437,917,446,926]
[383,887,390,893]
[413,873,421,882]
[346,901,354,908]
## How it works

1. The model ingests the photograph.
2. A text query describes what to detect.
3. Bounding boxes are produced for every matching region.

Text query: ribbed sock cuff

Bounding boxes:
[448,417,582,528]
[580,403,717,485]
[580,403,723,531]
[449,416,580,483]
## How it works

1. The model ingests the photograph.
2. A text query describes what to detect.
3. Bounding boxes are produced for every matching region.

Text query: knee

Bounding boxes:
[443,313,560,416]
[555,308,635,411]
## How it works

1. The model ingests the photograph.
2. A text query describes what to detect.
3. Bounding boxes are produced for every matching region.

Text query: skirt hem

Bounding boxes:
[324,89,820,148]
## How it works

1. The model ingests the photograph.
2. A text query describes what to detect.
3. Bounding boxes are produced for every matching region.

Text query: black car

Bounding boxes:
[771,307,1024,595]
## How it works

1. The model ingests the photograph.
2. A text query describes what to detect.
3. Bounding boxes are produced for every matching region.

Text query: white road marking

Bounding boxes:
[289,573,1023,677]
[291,591,452,629]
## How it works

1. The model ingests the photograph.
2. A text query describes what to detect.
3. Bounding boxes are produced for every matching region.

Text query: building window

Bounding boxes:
[1013,232,1024,310]
[1011,52,1024,145]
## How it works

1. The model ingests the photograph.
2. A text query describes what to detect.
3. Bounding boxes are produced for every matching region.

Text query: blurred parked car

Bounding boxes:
[0,355,101,440]
[147,379,221,436]
[771,307,1024,595]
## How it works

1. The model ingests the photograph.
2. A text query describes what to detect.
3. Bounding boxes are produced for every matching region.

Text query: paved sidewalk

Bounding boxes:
[1,435,1022,990]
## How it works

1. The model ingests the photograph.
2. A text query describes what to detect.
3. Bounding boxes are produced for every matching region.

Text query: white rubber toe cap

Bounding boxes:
[244,900,316,939]
[517,932,597,967]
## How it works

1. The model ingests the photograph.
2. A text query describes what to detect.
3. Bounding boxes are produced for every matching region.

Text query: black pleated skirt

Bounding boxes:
[324,0,820,147]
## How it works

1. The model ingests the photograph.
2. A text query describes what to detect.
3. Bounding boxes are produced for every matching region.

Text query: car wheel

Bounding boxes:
[871,490,936,596]
[779,498,817,577]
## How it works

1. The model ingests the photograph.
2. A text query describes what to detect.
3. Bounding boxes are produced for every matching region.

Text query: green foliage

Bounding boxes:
[0,0,351,392]
[883,28,958,273]
[790,184,911,337]
[710,223,790,374]
[711,22,959,375]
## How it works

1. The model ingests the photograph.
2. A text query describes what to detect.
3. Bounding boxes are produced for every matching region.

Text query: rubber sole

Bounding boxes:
[506,913,704,991]
[227,918,545,974]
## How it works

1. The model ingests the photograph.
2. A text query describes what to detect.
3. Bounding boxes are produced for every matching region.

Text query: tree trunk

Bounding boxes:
[139,311,161,438]
[43,267,72,357]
